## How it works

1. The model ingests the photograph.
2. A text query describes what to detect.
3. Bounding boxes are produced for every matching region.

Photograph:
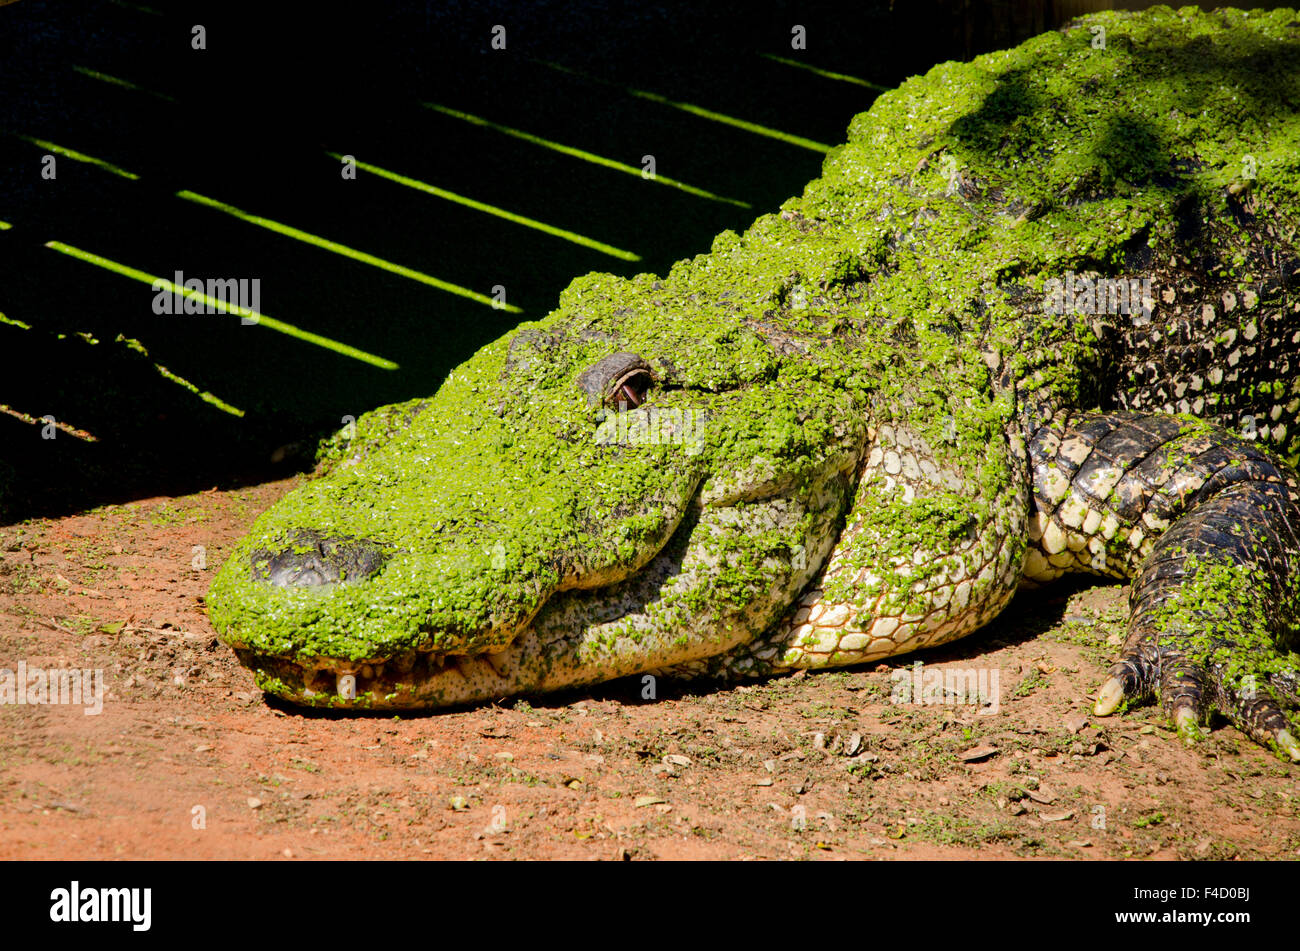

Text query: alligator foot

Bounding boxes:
[1093,478,1300,760]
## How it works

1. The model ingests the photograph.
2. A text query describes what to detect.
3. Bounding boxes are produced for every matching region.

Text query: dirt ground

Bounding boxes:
[1,475,1297,860]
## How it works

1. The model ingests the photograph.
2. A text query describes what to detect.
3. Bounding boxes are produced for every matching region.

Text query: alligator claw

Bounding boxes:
[1093,677,1125,717]
[1095,621,1300,760]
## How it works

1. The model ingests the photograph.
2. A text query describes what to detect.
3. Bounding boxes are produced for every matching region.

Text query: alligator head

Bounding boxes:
[207,271,872,708]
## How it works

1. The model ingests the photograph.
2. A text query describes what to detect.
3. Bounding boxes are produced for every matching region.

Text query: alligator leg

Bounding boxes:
[1094,479,1300,757]
[1020,412,1300,756]
[1032,412,1300,756]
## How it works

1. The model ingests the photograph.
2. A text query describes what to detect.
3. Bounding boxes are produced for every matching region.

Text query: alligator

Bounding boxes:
[208,6,1300,758]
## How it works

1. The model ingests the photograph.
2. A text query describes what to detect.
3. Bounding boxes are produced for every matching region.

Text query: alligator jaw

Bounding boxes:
[236,647,501,709]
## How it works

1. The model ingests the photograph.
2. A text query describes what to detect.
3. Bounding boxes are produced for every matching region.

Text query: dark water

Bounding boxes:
[0,0,1290,519]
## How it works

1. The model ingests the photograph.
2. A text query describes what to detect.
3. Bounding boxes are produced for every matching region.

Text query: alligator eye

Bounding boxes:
[610,366,652,407]
[577,352,656,409]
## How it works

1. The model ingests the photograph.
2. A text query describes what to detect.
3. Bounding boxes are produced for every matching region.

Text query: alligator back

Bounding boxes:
[1111,199,1300,463]
[771,6,1300,467]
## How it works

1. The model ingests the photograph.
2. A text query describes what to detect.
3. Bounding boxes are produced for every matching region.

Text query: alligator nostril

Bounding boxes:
[251,530,388,587]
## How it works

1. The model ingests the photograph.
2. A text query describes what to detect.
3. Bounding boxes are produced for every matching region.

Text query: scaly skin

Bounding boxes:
[208,7,1300,759]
